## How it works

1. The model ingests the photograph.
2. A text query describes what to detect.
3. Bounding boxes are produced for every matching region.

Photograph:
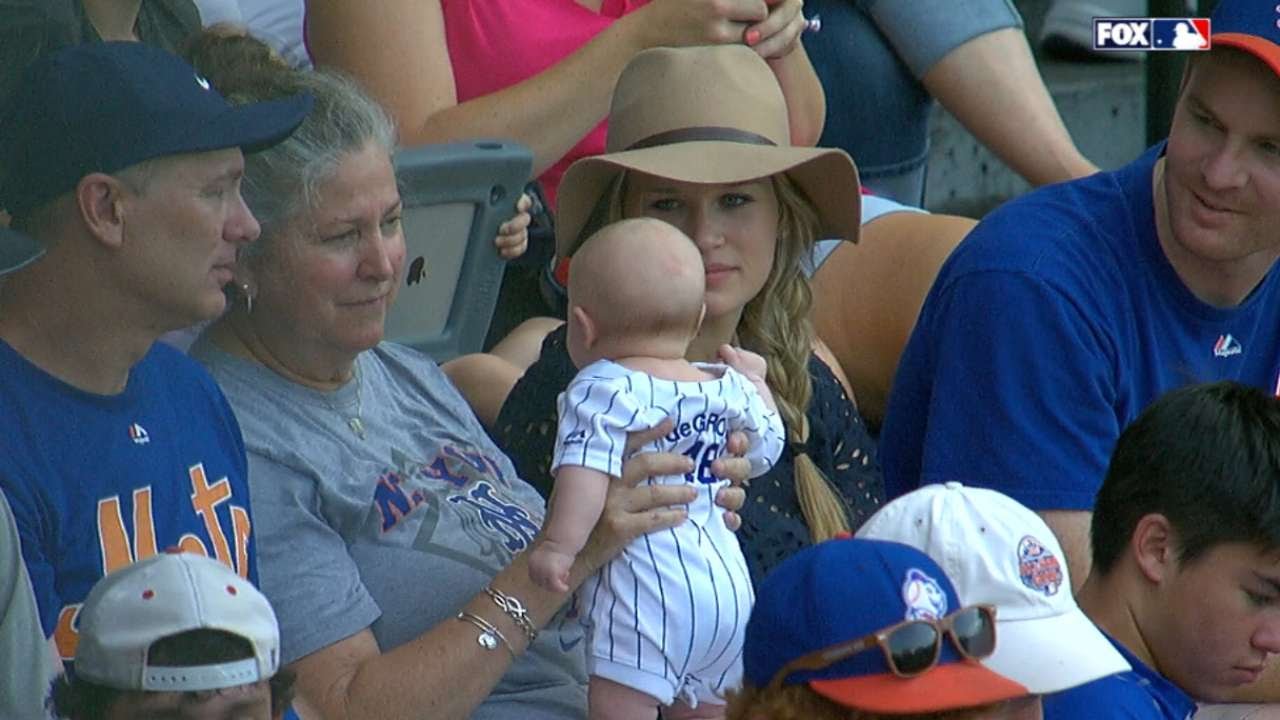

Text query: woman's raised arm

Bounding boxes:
[304,0,824,176]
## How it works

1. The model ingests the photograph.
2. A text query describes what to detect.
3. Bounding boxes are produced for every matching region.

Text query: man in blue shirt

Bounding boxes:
[1044,381,1280,718]
[0,41,309,677]
[881,0,1280,588]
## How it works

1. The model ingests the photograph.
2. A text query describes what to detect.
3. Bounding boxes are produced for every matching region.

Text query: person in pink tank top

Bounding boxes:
[304,0,825,209]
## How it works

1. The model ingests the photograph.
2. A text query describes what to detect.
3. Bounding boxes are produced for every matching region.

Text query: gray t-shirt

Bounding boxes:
[191,339,587,720]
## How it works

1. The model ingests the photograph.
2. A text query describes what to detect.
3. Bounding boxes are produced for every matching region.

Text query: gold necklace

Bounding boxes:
[346,361,366,440]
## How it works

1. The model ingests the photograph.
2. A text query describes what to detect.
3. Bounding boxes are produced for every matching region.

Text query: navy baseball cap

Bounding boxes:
[1210,0,1280,78]
[0,41,312,219]
[743,537,1029,714]
[0,226,44,276]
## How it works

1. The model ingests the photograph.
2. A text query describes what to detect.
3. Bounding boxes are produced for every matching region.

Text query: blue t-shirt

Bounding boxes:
[0,340,254,663]
[1044,634,1195,720]
[880,143,1280,508]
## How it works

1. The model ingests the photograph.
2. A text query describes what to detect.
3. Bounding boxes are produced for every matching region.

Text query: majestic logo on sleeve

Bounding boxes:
[128,422,150,445]
[1214,333,1242,358]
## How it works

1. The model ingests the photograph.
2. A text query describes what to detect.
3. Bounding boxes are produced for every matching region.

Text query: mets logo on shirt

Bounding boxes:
[1017,535,1063,597]
[901,568,947,621]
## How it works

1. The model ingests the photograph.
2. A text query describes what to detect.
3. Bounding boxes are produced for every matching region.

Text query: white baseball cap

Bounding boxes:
[74,552,280,692]
[855,482,1130,694]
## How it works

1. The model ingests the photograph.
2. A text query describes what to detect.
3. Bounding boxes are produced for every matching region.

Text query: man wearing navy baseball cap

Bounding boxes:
[728,537,1039,719]
[881,0,1280,625]
[0,39,309,700]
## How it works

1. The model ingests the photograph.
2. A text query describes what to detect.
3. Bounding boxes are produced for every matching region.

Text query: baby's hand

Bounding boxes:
[719,344,778,412]
[529,539,575,593]
[718,344,768,382]
[494,193,533,260]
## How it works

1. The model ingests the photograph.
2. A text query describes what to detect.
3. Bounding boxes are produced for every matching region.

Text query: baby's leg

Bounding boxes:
[664,700,726,720]
[588,675,660,720]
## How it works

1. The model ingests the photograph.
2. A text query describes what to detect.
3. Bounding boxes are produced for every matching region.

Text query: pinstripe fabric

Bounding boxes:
[552,359,784,705]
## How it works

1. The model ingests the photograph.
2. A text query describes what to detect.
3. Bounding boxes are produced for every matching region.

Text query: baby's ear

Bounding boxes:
[571,305,598,349]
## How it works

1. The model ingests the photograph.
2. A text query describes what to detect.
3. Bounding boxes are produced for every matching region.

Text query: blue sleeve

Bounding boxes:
[859,0,1023,78]
[1043,676,1167,720]
[883,270,1119,511]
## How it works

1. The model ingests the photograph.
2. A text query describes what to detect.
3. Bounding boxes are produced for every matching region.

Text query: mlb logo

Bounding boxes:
[1093,17,1210,51]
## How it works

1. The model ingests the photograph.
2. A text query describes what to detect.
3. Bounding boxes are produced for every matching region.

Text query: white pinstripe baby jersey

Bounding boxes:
[552,359,785,706]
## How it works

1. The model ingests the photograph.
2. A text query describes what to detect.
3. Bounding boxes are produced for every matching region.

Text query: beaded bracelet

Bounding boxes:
[483,586,539,644]
[456,611,516,659]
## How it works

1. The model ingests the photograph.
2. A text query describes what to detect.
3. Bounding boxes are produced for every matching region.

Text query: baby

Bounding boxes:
[529,218,785,720]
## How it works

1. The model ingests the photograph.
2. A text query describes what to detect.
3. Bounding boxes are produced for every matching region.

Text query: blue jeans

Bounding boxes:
[800,0,1022,207]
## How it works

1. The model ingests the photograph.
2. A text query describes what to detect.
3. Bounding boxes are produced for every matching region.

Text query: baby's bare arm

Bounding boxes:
[541,466,612,556]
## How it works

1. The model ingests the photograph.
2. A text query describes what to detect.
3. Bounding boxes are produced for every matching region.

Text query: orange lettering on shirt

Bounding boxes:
[96,488,157,574]
[231,506,251,580]
[177,533,209,557]
[97,496,131,574]
[132,487,157,562]
[188,463,232,567]
[53,604,81,660]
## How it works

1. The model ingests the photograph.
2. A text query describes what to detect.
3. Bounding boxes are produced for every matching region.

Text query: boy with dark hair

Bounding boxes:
[1044,381,1280,718]
[51,552,295,720]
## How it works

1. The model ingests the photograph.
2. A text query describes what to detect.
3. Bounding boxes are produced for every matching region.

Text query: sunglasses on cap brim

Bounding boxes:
[766,604,998,691]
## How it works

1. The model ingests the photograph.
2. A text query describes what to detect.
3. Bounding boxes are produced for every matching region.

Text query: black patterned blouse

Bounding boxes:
[492,325,885,587]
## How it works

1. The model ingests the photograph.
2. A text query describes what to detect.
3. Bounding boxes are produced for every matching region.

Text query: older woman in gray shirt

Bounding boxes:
[182,32,748,720]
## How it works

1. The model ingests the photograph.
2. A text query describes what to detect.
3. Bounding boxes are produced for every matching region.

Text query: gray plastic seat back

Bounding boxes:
[385,140,532,361]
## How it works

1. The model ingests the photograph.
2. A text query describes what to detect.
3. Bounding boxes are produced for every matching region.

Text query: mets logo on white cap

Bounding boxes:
[901,568,947,621]
[1017,535,1063,597]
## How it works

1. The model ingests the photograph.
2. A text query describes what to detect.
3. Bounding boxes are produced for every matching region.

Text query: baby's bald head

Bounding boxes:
[569,218,706,349]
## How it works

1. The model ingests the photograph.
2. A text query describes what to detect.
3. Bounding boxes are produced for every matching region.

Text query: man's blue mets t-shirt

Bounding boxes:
[0,339,254,664]
[880,143,1280,509]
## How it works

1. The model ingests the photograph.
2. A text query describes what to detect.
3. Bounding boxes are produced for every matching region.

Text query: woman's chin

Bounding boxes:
[340,326,386,355]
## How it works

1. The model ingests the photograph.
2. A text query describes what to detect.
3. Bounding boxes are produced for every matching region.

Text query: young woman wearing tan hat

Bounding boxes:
[492,44,886,590]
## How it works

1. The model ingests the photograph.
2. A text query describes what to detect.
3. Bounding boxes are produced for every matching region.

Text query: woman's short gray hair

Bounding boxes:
[184,32,396,260]
[236,70,396,259]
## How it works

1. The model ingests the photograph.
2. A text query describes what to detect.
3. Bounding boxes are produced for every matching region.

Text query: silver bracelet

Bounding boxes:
[456,611,516,659]
[483,586,538,644]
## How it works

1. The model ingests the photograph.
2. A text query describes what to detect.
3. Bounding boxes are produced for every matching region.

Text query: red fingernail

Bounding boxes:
[745,29,761,45]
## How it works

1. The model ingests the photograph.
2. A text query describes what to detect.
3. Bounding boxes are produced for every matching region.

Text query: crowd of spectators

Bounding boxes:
[5,1,1280,720]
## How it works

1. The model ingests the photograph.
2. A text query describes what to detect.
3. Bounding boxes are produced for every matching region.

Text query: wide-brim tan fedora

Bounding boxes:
[556,44,861,258]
